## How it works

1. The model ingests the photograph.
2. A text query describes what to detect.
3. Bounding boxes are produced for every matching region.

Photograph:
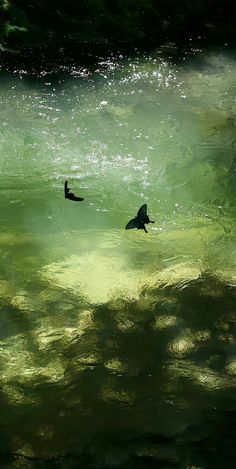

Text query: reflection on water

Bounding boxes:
[1,45,236,467]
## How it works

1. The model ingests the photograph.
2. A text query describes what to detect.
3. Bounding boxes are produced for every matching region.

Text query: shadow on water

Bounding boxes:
[1,269,236,468]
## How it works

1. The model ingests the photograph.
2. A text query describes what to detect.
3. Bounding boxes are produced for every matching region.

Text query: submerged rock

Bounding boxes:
[153,314,178,330]
[34,327,78,351]
[0,280,12,301]
[40,234,236,305]
[11,290,41,314]
[41,251,157,304]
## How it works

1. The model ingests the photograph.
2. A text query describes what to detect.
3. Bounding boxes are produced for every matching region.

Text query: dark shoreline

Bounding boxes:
[0,2,236,74]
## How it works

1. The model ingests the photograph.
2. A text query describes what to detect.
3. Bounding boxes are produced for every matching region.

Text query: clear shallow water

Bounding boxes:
[1,46,236,468]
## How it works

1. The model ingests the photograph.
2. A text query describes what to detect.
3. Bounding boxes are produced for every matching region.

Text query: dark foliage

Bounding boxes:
[0,0,235,53]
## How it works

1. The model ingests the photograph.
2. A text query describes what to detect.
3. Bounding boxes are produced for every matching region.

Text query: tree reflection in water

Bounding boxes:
[0,273,236,468]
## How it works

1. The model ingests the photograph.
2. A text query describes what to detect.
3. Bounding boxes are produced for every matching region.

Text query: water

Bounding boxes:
[1,44,236,468]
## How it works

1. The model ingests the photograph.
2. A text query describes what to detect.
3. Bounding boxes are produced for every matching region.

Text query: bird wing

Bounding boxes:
[125,217,138,230]
[71,195,84,201]
[65,180,84,201]
[64,180,69,196]
[137,204,147,219]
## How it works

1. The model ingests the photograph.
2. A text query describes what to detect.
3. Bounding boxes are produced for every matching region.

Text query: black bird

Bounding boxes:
[125,204,155,233]
[64,180,84,202]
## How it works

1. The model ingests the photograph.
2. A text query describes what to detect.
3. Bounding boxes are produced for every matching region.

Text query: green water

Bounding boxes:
[1,45,236,468]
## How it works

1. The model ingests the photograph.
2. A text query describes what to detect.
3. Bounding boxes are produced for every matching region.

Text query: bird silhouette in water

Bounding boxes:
[64,180,84,202]
[125,204,155,233]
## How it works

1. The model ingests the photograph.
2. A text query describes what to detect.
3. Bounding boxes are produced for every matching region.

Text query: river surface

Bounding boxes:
[1,44,236,468]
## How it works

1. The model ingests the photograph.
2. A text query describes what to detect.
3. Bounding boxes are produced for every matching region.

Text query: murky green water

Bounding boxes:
[1,45,236,468]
